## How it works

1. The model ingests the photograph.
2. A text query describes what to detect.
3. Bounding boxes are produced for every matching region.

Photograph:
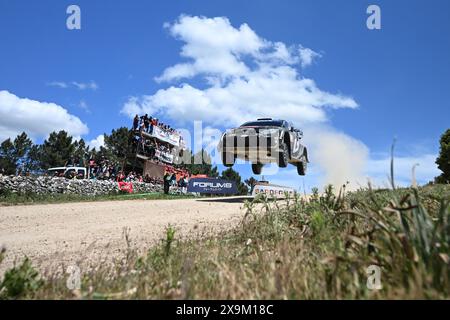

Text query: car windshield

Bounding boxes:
[240,120,284,127]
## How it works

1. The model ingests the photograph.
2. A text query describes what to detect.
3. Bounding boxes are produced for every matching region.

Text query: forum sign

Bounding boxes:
[187,178,238,195]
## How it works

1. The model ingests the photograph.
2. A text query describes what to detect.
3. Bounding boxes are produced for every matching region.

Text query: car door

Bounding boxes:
[287,122,300,157]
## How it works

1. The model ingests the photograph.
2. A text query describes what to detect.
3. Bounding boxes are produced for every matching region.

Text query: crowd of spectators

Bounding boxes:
[136,135,175,162]
[88,156,121,181]
[132,114,179,136]
[163,166,189,194]
[88,155,189,190]
[132,114,187,168]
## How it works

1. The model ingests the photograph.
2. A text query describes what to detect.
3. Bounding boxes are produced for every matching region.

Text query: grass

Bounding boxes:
[0,184,449,299]
[0,190,196,206]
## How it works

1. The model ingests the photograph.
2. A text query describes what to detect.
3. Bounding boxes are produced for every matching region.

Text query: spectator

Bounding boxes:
[170,172,177,187]
[143,114,150,133]
[163,170,171,194]
[180,175,189,194]
[117,171,125,182]
[148,116,154,133]
[133,114,139,131]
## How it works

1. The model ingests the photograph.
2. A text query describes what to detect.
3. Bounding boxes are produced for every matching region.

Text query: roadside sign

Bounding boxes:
[252,183,296,198]
[187,178,238,195]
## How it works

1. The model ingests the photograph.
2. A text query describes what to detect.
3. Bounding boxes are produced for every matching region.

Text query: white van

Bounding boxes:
[47,167,87,179]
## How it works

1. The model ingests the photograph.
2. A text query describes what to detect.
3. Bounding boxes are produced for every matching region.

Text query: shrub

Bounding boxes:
[0,258,43,299]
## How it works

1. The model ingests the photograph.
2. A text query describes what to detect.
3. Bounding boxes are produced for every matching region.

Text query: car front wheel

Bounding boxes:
[251,163,263,175]
[222,152,235,167]
[278,142,289,168]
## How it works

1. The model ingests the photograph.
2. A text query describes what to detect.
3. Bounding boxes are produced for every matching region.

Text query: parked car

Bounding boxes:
[217,118,309,175]
[47,166,87,179]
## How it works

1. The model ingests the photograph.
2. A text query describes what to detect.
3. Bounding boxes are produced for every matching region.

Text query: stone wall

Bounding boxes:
[0,175,163,196]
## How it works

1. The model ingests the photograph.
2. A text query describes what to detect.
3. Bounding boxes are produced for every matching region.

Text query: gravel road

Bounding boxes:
[0,197,249,275]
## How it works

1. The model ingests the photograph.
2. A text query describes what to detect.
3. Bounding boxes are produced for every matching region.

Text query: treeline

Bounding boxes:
[0,128,136,175]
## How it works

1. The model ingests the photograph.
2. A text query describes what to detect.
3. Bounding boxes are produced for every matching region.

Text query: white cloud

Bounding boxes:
[123,16,356,128]
[88,134,105,150]
[0,90,89,142]
[299,46,322,67]
[46,81,68,89]
[78,100,91,113]
[155,15,263,82]
[154,15,323,84]
[72,81,98,91]
[47,81,98,91]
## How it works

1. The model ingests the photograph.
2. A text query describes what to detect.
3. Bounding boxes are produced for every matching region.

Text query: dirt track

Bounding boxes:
[0,197,249,275]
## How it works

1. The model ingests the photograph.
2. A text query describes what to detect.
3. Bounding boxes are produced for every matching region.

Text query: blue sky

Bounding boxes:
[1,0,449,190]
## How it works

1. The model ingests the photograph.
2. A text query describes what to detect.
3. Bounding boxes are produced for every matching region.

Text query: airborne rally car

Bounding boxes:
[217,118,309,175]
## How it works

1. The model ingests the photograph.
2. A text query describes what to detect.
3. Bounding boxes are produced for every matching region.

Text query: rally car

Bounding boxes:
[217,118,309,175]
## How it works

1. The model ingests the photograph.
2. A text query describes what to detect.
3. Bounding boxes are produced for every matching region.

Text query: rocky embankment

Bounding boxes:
[0,175,163,196]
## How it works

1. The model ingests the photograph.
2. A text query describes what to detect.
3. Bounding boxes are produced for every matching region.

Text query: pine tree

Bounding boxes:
[221,167,248,195]
[244,177,258,194]
[435,129,450,183]
[0,139,16,175]
[0,132,33,175]
[103,127,136,169]
[40,131,75,168]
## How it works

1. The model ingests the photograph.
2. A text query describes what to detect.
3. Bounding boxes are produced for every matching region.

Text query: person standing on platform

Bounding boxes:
[163,170,171,194]
[133,115,139,131]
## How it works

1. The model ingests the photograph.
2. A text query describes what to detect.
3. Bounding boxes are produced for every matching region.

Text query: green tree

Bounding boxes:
[0,139,16,175]
[24,144,43,173]
[103,127,135,169]
[221,167,248,195]
[13,132,33,174]
[40,131,75,168]
[71,139,90,167]
[435,129,450,184]
[244,176,258,194]
[0,132,33,175]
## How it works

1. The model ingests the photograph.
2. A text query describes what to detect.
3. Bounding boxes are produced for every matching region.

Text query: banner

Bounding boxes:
[187,178,238,195]
[252,184,296,198]
[118,181,133,193]
[155,149,174,164]
[151,126,181,147]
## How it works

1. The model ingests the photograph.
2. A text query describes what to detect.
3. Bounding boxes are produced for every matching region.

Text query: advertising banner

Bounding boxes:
[187,178,238,195]
[118,181,133,193]
[154,149,174,164]
[151,126,181,147]
[252,184,296,198]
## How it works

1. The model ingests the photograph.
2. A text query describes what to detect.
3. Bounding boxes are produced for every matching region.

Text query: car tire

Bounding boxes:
[297,160,307,176]
[252,163,263,175]
[222,152,235,167]
[278,142,289,168]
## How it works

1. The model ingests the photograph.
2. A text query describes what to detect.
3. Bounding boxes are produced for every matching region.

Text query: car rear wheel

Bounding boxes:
[251,163,263,175]
[278,142,289,168]
[297,160,307,176]
[222,152,235,167]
